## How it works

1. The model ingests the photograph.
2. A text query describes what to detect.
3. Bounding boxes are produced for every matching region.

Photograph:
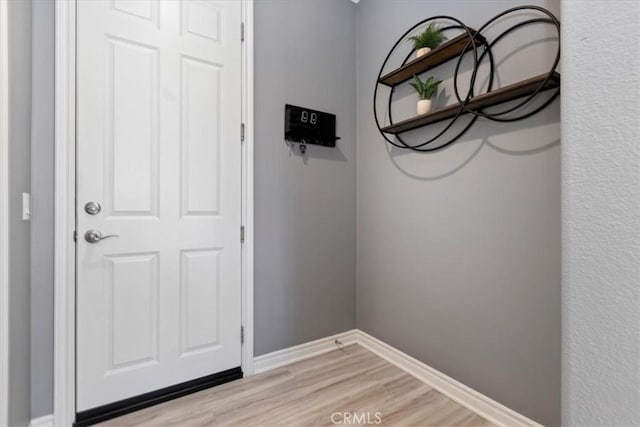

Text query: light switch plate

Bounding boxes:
[22,192,31,221]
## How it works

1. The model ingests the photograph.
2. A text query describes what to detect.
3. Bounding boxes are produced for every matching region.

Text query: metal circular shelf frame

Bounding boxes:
[373,5,561,152]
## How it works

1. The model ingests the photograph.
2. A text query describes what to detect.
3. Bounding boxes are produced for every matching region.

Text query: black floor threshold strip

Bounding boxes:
[74,367,243,426]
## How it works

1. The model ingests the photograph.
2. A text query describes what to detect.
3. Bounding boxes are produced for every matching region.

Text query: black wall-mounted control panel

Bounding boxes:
[284,104,340,147]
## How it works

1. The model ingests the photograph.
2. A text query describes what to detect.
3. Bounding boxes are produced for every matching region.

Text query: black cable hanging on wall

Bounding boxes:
[373,5,561,152]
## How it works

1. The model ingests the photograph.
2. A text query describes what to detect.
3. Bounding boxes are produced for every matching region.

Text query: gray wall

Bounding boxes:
[356,1,560,425]
[30,0,55,419]
[254,0,358,356]
[27,1,566,422]
[561,1,640,425]
[8,0,33,425]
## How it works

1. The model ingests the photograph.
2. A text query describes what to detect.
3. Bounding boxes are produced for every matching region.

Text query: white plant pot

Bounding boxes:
[416,47,431,58]
[417,99,432,115]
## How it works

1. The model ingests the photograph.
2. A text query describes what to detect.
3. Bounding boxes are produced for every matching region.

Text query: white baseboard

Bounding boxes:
[254,329,542,427]
[253,329,358,374]
[356,331,541,427]
[29,414,54,427]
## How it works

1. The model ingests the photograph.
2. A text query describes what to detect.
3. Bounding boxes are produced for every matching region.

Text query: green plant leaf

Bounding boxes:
[413,75,441,100]
[410,74,443,99]
[407,23,448,49]
[413,75,423,90]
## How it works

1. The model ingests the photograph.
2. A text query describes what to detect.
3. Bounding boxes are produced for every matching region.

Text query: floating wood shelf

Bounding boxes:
[378,30,486,87]
[381,72,560,135]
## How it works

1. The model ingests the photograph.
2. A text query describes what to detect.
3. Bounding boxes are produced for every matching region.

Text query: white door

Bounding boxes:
[76,0,243,411]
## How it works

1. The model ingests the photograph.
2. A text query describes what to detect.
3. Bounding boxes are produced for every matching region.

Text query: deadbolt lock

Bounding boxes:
[84,201,102,215]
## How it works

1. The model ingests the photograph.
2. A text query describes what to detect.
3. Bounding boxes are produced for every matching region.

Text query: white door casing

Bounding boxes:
[0,1,10,425]
[76,0,243,411]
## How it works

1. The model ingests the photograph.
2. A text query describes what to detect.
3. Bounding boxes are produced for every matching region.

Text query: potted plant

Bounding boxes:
[410,75,442,115]
[408,23,447,58]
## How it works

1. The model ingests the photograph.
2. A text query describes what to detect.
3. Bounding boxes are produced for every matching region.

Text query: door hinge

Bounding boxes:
[241,123,245,142]
[241,22,245,42]
[240,225,245,243]
[241,325,244,344]
[73,230,77,243]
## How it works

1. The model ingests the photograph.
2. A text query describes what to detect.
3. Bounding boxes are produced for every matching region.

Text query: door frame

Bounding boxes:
[53,2,255,425]
[0,0,10,425]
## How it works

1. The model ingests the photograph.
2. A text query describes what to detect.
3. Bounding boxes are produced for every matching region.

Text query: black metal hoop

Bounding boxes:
[452,6,561,119]
[373,5,560,152]
[374,16,484,151]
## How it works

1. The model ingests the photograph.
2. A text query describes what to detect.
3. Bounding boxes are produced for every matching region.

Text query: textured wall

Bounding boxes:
[355,1,560,425]
[30,0,55,418]
[561,1,640,425]
[8,0,32,425]
[253,0,358,355]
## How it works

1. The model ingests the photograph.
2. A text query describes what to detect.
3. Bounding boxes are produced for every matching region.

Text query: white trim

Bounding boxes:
[0,0,10,425]
[253,330,359,374]
[355,331,542,427]
[254,330,541,427]
[54,2,255,424]
[29,415,55,427]
[241,0,255,377]
[53,0,77,425]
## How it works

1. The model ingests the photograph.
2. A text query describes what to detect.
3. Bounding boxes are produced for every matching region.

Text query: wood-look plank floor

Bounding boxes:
[98,344,494,427]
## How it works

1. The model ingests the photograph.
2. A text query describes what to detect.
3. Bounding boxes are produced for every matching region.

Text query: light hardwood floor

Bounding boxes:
[99,344,494,426]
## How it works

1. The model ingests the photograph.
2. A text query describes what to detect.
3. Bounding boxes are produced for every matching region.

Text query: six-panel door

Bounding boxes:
[76,0,242,411]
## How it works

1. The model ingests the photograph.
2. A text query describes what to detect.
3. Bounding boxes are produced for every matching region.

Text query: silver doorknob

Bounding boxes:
[84,229,119,244]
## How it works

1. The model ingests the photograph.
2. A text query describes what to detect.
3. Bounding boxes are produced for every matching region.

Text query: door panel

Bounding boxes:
[106,252,159,372]
[180,249,222,355]
[107,37,159,216]
[111,0,159,24]
[76,0,242,411]
[182,0,223,42]
[181,57,222,216]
